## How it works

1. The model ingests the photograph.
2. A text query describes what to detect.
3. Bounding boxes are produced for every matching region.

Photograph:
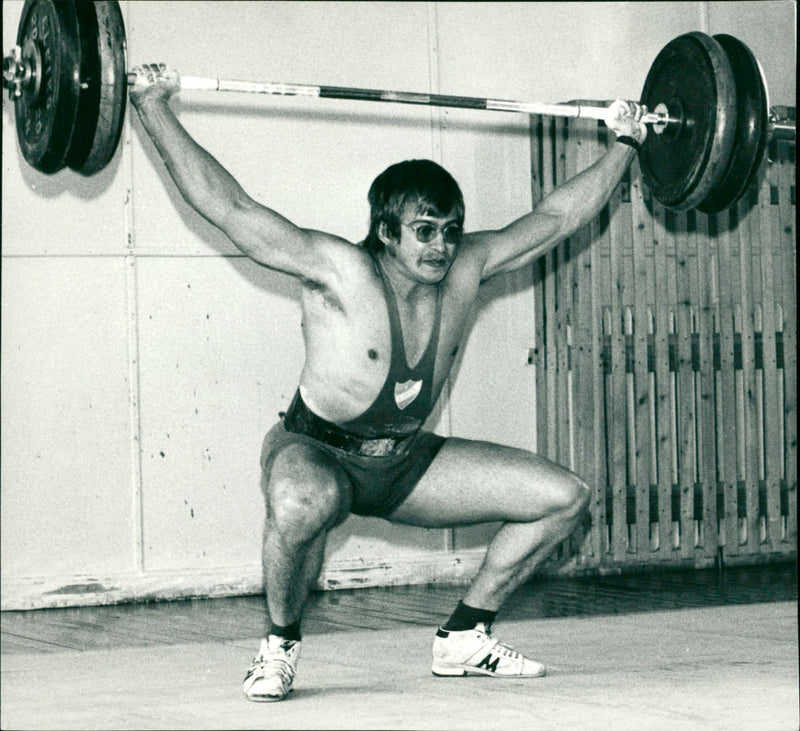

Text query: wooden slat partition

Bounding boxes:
[530,109,796,572]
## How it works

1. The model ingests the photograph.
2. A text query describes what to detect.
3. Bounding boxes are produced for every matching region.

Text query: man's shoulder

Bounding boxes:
[323,237,375,275]
[299,233,378,298]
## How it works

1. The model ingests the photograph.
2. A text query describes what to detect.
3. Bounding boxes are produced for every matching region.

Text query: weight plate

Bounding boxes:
[64,0,101,170]
[697,34,769,213]
[74,0,127,175]
[14,0,82,174]
[639,32,738,211]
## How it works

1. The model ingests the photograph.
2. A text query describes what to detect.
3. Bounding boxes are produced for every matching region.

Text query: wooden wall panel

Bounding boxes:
[530,113,796,571]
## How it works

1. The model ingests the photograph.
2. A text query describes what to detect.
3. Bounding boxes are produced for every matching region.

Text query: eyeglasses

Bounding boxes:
[402,221,463,245]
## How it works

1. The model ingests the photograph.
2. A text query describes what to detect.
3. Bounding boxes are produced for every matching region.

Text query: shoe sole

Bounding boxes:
[431,664,546,678]
[244,688,293,703]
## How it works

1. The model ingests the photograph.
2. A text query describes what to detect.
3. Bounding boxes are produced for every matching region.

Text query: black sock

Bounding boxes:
[269,620,302,642]
[442,601,498,632]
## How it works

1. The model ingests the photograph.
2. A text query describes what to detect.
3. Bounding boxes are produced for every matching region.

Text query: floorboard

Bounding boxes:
[1,564,797,730]
[2,563,796,653]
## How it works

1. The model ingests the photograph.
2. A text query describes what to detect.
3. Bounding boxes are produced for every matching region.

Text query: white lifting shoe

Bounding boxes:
[431,622,546,678]
[242,636,301,702]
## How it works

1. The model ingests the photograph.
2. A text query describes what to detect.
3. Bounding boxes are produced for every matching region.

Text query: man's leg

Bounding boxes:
[263,442,352,627]
[244,440,352,701]
[388,437,590,677]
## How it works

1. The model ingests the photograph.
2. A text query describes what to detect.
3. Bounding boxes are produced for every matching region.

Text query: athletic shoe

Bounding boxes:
[242,636,301,702]
[431,622,546,678]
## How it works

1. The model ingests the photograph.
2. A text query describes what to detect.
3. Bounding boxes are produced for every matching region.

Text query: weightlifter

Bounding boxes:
[129,63,646,702]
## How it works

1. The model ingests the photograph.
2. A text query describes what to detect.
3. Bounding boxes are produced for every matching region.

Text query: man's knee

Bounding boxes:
[265,444,348,540]
[552,472,591,520]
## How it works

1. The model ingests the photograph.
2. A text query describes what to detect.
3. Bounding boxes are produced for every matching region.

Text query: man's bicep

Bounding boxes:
[471,210,564,280]
[220,197,344,283]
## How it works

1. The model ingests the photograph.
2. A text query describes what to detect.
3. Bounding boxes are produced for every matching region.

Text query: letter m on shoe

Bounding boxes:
[476,653,500,673]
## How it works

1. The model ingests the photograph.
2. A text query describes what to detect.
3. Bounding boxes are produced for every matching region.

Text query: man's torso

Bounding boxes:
[295,237,485,429]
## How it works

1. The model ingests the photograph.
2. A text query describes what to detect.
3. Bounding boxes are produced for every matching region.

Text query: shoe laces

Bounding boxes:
[493,640,523,660]
[246,641,296,691]
[477,625,522,661]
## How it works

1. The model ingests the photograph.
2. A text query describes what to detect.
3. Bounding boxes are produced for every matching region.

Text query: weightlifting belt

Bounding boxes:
[283,391,414,457]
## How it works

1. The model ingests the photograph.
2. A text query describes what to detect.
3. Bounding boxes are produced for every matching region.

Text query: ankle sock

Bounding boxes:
[442,601,497,632]
[269,620,302,642]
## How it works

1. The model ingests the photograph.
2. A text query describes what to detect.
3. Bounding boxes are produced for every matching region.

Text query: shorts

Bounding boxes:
[260,420,446,517]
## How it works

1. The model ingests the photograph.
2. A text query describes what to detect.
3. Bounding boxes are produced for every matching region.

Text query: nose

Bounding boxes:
[429,231,447,252]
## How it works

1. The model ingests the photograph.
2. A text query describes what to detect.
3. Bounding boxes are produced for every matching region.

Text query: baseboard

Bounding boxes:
[0,549,488,611]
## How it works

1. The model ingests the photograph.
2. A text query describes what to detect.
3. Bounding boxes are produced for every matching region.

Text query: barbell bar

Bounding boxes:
[3,0,795,213]
[125,72,673,128]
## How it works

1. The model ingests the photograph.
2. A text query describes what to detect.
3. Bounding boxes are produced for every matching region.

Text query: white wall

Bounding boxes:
[2,1,795,609]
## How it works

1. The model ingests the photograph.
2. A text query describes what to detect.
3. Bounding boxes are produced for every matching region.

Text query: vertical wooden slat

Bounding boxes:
[552,117,575,563]
[593,123,612,559]
[759,156,781,552]
[694,211,720,560]
[630,161,655,558]
[530,116,549,462]
[745,177,768,550]
[592,118,613,560]
[662,211,681,554]
[608,170,632,561]
[726,214,747,550]
[554,118,572,471]
[587,128,611,560]
[542,119,559,466]
[597,162,620,559]
[736,190,761,556]
[652,202,675,559]
[776,140,797,547]
[674,210,698,559]
[716,211,740,555]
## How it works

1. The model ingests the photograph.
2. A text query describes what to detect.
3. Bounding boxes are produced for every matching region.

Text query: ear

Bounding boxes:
[377,220,396,249]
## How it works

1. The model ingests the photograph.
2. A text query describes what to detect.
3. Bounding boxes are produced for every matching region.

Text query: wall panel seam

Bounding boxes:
[122,0,146,575]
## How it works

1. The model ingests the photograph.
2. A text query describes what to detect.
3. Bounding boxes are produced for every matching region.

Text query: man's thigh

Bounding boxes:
[261,422,353,526]
[387,437,587,528]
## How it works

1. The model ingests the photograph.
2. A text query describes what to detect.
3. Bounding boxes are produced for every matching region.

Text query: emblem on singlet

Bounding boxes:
[394,379,423,410]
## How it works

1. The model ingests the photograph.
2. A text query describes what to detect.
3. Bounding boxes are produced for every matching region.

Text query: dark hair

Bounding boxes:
[363,159,465,255]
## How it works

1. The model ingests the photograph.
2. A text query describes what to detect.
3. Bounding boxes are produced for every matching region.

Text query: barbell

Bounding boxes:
[3,0,795,213]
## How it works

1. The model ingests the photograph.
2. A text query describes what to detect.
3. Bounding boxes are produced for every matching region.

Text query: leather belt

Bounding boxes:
[283,391,413,457]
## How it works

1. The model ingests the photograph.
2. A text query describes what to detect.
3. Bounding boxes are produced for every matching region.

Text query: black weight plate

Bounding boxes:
[639,32,737,210]
[75,0,127,175]
[64,0,101,170]
[15,0,82,174]
[697,34,769,213]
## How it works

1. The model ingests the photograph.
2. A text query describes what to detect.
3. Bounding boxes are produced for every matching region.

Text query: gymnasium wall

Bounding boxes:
[1,1,795,609]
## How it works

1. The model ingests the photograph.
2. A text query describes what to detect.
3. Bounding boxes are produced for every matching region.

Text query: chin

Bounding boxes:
[418,267,447,284]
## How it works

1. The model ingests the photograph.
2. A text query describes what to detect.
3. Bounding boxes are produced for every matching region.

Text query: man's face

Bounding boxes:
[382,207,462,284]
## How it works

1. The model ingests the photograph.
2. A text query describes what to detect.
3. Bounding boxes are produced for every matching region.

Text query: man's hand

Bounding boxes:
[605,99,647,147]
[129,63,181,109]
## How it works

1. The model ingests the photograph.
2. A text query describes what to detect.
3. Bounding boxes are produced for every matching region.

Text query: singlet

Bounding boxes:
[337,265,443,439]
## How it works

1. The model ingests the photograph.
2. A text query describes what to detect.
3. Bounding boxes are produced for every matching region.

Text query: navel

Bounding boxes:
[368,348,379,360]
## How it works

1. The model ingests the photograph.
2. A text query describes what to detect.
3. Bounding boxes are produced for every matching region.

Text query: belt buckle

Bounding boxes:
[356,437,397,457]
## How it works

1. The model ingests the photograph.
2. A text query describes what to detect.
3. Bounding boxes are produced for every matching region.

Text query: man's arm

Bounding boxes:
[129,65,343,285]
[471,100,646,281]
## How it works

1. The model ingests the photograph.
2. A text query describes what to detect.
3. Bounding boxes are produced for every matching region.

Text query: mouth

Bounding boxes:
[422,258,447,268]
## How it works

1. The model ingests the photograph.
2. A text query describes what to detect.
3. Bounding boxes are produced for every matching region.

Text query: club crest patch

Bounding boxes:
[394,379,423,410]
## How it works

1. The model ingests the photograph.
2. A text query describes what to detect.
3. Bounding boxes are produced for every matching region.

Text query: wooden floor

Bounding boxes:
[1,563,798,729]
